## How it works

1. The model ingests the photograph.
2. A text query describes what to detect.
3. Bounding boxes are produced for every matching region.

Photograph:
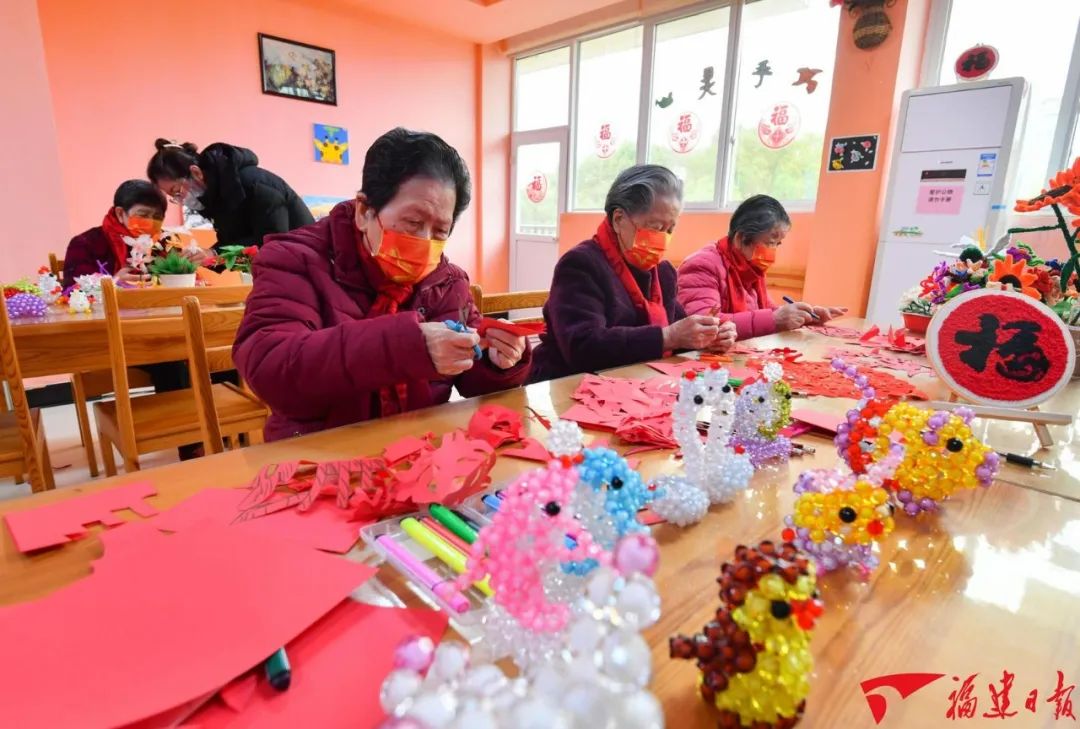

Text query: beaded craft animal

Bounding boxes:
[670,540,821,729]
[731,362,793,467]
[831,357,999,516]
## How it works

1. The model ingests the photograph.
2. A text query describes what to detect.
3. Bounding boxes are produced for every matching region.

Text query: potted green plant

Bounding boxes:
[213,245,258,284]
[150,251,198,288]
[899,295,932,333]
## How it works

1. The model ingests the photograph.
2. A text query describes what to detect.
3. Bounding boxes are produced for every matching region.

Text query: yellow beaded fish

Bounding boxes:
[670,540,822,729]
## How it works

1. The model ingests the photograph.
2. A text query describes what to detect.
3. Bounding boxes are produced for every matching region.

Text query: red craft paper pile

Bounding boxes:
[0,523,374,728]
[560,374,684,449]
[805,323,863,339]
[3,481,158,553]
[806,323,926,355]
[477,317,546,337]
[646,359,758,382]
[186,601,449,729]
[234,405,518,526]
[744,358,928,400]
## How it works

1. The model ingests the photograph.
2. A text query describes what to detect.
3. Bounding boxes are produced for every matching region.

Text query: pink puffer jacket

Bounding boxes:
[676,241,778,340]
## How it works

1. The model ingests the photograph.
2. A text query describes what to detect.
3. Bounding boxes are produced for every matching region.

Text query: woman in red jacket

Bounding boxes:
[62,180,164,289]
[233,128,530,441]
[677,195,846,339]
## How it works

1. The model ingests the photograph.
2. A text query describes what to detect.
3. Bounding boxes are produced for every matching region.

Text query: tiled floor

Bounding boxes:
[0,401,178,502]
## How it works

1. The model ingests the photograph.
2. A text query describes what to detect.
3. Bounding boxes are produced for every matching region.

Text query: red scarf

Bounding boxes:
[716,236,771,314]
[355,227,415,416]
[593,220,669,327]
[100,209,133,273]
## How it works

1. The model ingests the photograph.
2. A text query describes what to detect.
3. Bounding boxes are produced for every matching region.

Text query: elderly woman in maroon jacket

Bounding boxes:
[233,128,530,440]
[529,165,735,383]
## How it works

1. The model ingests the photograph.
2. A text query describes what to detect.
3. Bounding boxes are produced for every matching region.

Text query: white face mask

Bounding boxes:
[181,178,206,211]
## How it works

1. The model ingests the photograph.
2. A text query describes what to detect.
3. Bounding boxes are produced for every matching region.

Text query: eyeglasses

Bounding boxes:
[166,182,186,204]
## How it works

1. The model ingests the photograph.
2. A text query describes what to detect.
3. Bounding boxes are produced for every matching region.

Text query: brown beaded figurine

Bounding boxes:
[670,540,823,728]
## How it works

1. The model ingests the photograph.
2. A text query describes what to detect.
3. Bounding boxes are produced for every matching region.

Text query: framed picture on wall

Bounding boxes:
[258,33,337,105]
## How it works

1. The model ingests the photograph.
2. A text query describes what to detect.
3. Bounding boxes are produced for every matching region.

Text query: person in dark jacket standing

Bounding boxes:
[146,139,313,257]
[233,127,530,441]
[528,165,735,384]
[62,179,164,289]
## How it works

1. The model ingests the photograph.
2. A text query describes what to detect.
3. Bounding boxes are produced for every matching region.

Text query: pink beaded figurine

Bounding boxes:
[782,437,901,579]
[731,362,793,467]
[453,459,610,634]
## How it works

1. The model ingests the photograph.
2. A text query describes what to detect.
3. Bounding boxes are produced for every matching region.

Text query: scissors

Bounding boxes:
[444,306,483,359]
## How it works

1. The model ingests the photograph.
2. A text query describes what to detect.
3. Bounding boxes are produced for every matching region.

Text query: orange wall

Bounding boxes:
[36,0,481,276]
[0,0,70,283]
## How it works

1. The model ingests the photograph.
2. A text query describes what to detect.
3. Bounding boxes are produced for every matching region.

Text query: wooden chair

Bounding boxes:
[180,296,266,455]
[0,296,55,492]
[48,253,63,279]
[470,286,549,324]
[93,278,267,474]
[70,368,154,478]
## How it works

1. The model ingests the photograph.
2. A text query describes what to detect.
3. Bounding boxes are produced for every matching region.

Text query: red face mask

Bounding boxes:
[372,216,445,284]
[749,244,777,273]
[624,226,671,270]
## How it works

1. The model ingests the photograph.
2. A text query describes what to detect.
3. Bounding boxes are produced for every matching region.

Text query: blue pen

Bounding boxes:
[481,495,577,548]
[782,295,820,321]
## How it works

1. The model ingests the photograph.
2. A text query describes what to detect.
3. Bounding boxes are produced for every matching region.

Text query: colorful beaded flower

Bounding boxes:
[670,540,821,729]
[782,438,901,578]
[454,460,610,635]
[832,357,999,516]
[731,362,793,467]
[5,292,48,318]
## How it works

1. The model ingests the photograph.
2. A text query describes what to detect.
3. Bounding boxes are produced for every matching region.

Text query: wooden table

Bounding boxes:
[10,306,237,378]
[1,324,1078,727]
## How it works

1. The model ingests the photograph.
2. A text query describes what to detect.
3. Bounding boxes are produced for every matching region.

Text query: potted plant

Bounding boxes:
[899,294,932,333]
[212,245,258,284]
[150,251,198,288]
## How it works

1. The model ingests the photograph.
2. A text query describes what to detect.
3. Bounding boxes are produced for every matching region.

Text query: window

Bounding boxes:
[727,0,839,204]
[572,27,644,210]
[514,47,571,132]
[647,9,731,204]
[513,0,843,212]
[935,0,1080,199]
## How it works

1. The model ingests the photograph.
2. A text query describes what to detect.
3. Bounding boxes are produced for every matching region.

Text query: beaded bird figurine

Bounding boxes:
[454,458,609,635]
[782,437,901,578]
[731,362,793,467]
[670,540,822,729]
[831,357,999,516]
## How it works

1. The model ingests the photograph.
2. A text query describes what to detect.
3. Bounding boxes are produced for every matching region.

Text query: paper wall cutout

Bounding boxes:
[186,601,448,728]
[152,489,361,554]
[0,523,373,728]
[792,67,822,93]
[467,405,525,447]
[476,318,546,337]
[3,481,158,553]
[500,437,552,463]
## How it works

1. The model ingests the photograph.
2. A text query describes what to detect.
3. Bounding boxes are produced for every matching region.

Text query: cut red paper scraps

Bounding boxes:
[646,360,758,381]
[615,414,678,449]
[826,346,935,379]
[477,317,546,337]
[744,358,928,400]
[3,481,157,553]
[0,523,373,728]
[467,404,525,447]
[152,489,362,554]
[806,323,863,339]
[184,602,449,729]
[500,437,552,463]
[383,433,435,465]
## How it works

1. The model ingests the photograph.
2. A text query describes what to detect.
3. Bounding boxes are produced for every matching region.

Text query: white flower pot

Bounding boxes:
[240,272,253,285]
[159,273,197,288]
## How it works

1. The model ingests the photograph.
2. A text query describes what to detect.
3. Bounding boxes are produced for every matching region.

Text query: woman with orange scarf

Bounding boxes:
[529,165,734,383]
[233,128,530,441]
[677,195,846,339]
[62,180,165,288]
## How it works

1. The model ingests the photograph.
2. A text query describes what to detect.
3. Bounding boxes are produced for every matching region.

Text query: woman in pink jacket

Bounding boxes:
[677,195,846,339]
[233,128,530,441]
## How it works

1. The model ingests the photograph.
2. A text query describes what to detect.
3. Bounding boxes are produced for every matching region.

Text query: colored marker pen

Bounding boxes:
[265,647,291,691]
[429,504,478,544]
[419,516,471,555]
[783,295,820,320]
[400,517,494,597]
[375,534,470,613]
[451,508,483,533]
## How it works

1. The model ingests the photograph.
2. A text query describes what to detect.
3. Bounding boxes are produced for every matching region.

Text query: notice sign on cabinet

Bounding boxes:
[916,169,966,215]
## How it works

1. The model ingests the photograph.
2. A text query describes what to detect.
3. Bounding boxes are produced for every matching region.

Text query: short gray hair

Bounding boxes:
[604,164,684,223]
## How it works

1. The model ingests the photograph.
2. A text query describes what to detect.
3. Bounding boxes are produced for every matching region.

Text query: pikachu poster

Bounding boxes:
[313,124,349,165]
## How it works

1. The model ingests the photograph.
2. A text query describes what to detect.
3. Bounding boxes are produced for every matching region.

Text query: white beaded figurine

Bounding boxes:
[731,361,793,467]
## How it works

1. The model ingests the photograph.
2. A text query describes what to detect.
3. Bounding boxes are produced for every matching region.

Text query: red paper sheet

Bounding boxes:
[184,602,449,728]
[0,523,373,728]
[790,408,845,434]
[500,437,552,462]
[646,360,757,381]
[467,404,525,447]
[152,489,362,554]
[477,317,546,337]
[3,481,158,553]
[744,358,928,400]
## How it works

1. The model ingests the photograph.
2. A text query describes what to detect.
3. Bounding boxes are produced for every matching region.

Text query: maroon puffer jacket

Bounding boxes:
[233,201,531,441]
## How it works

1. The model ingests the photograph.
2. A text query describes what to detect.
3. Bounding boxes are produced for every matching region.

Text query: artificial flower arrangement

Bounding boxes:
[149,250,199,277]
[207,245,258,274]
[902,157,1080,329]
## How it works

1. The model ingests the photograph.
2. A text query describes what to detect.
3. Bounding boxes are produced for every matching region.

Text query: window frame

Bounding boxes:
[512,0,834,213]
[921,0,1080,185]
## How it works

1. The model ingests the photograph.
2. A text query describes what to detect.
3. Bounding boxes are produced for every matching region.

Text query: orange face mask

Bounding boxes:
[750,244,777,273]
[373,218,445,284]
[624,227,671,270]
[126,215,163,239]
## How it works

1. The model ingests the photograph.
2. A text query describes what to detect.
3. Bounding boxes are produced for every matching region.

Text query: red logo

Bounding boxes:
[524,172,547,203]
[861,672,946,724]
[595,122,616,159]
[955,44,999,81]
[668,111,701,154]
[757,102,801,149]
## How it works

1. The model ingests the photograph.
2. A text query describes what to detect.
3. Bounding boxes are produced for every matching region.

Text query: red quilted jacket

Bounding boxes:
[233,201,531,441]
